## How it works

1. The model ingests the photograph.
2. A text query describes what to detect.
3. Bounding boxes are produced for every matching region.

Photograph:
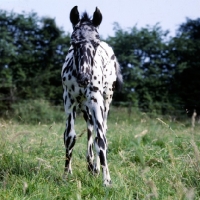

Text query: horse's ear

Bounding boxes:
[92,7,102,27]
[70,6,80,26]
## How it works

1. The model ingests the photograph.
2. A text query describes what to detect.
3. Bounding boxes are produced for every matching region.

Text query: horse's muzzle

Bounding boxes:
[77,73,91,87]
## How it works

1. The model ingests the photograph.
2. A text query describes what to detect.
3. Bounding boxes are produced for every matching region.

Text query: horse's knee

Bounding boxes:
[95,136,107,150]
[64,132,76,150]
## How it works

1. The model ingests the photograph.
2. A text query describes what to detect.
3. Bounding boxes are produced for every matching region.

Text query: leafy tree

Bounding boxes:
[107,23,173,113]
[0,10,70,113]
[170,18,200,108]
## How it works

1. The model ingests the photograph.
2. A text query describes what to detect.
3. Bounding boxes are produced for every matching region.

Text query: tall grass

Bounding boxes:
[11,99,65,124]
[0,106,200,199]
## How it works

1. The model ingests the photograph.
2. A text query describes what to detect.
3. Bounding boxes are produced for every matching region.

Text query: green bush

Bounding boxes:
[11,99,65,124]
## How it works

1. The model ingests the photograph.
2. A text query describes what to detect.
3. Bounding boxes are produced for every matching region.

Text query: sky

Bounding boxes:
[1,0,200,38]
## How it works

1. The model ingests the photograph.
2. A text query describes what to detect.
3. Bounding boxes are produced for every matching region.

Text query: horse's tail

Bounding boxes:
[115,61,123,91]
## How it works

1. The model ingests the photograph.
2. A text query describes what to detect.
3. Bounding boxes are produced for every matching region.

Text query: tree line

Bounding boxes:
[0,10,200,116]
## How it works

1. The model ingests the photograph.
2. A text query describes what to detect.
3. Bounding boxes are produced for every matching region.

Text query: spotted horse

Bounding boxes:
[61,6,123,186]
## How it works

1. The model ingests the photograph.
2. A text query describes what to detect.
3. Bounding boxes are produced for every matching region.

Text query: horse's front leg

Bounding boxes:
[82,107,100,174]
[63,97,77,175]
[89,92,111,186]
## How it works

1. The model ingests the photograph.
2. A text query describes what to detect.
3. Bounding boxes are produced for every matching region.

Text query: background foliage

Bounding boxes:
[0,10,70,114]
[0,10,200,117]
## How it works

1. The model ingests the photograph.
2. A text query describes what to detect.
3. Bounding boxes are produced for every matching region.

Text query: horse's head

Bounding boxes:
[70,6,102,87]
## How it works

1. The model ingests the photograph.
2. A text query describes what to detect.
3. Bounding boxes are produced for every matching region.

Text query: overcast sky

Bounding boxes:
[1,0,200,38]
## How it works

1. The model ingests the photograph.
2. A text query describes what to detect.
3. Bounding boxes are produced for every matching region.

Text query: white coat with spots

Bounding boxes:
[61,6,122,186]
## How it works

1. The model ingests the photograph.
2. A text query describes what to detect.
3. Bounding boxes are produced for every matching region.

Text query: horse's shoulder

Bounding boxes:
[99,41,114,54]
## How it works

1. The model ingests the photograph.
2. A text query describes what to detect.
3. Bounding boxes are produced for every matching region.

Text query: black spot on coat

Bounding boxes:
[99,150,105,166]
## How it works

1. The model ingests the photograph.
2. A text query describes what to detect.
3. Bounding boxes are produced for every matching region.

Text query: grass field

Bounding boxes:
[0,107,200,199]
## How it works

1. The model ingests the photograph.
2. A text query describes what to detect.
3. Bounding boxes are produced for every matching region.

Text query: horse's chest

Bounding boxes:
[63,72,85,98]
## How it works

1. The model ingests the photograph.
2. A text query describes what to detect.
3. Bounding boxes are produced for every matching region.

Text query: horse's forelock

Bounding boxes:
[80,12,91,23]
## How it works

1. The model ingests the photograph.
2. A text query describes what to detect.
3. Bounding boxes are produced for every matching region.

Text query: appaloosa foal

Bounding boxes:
[61,6,122,186]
